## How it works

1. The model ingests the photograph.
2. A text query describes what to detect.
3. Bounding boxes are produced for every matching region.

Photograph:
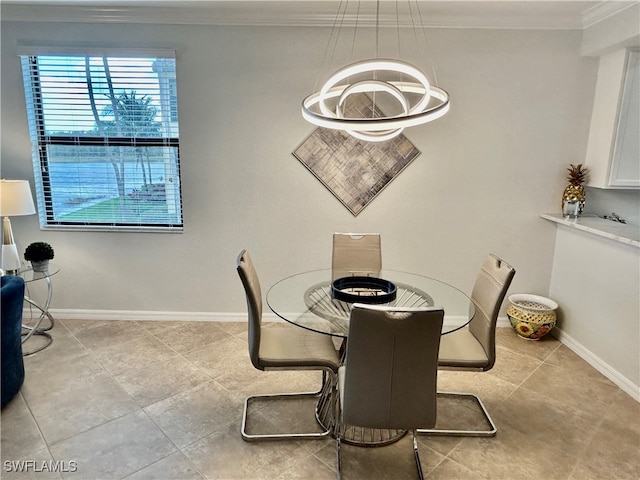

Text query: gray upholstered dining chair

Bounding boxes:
[336,304,444,480]
[418,254,515,437]
[332,232,382,280]
[236,249,340,441]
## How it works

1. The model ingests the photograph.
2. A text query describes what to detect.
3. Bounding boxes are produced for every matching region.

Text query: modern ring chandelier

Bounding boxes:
[302,0,450,142]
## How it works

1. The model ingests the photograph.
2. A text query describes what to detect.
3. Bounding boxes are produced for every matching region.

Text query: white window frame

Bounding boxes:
[19,47,183,232]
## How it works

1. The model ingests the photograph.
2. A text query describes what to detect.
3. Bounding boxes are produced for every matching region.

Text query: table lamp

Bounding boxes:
[0,179,36,274]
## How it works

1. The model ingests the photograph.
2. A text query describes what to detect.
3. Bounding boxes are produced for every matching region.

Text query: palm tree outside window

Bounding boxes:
[19,50,183,231]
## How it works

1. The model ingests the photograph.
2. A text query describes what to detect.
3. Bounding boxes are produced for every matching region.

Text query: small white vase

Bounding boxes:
[30,260,50,272]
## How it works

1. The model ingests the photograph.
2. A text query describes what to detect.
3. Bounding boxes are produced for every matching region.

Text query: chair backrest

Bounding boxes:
[341,304,444,430]
[332,233,382,280]
[236,249,262,369]
[468,254,516,370]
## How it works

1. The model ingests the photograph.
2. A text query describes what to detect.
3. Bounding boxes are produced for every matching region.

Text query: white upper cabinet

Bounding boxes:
[585,48,640,189]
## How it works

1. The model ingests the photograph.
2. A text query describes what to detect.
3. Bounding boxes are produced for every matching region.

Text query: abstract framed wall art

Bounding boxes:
[293,94,421,216]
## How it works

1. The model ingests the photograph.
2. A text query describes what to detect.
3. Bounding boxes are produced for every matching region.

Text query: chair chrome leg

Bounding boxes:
[417,391,497,437]
[335,388,342,480]
[336,432,342,480]
[241,369,336,441]
[412,430,425,480]
[316,371,335,428]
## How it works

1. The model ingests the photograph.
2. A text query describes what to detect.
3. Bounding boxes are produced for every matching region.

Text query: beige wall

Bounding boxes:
[1,18,596,315]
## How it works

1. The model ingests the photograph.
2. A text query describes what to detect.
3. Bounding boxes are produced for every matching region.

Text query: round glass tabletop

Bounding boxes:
[267,269,475,338]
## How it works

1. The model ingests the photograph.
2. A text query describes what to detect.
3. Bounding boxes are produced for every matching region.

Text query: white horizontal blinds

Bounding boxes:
[20,52,183,231]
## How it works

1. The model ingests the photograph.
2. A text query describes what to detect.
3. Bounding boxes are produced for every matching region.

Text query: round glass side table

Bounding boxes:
[17,263,60,355]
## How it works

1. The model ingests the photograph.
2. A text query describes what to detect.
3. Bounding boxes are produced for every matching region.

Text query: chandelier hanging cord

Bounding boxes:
[375,0,380,58]
[393,0,405,118]
[350,0,361,60]
[347,0,362,108]
[371,0,381,117]
[313,0,349,96]
[414,0,439,87]
[301,0,450,142]
[394,0,402,60]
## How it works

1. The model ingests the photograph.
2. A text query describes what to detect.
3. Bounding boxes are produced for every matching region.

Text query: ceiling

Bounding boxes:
[0,1,637,30]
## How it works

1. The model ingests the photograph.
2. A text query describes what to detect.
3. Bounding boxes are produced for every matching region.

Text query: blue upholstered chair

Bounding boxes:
[1,275,25,409]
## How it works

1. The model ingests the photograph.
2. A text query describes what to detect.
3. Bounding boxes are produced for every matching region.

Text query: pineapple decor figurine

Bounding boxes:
[562,163,589,217]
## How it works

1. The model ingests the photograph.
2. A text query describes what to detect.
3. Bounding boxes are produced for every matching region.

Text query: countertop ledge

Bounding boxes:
[541,213,640,248]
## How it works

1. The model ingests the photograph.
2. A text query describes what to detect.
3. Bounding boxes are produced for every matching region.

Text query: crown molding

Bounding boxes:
[582,0,640,28]
[0,1,632,30]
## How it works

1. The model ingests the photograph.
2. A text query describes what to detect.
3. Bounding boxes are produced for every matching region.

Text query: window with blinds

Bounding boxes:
[19,51,183,231]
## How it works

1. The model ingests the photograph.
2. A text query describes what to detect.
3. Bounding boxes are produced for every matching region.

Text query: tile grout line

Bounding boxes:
[7,321,634,480]
[64,319,209,480]
[126,320,250,480]
[14,391,64,479]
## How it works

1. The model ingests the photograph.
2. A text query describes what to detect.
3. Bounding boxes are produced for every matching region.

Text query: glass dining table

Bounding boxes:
[266,268,476,446]
[267,268,475,338]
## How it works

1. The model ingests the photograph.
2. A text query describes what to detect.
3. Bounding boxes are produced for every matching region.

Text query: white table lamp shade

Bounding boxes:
[0,179,36,216]
[0,179,36,272]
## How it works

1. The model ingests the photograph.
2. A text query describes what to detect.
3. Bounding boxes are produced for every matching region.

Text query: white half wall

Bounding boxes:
[549,225,640,400]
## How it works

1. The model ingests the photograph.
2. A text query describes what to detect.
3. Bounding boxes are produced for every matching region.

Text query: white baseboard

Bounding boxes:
[551,327,640,402]
[48,309,638,402]
[497,316,511,328]
[48,309,249,322]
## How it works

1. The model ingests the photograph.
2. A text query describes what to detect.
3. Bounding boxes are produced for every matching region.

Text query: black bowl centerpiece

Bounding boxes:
[331,276,397,304]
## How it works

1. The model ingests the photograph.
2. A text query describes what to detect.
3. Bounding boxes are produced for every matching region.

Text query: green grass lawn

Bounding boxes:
[60,196,176,224]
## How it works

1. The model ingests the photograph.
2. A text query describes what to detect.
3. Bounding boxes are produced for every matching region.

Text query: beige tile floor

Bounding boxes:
[1,319,639,480]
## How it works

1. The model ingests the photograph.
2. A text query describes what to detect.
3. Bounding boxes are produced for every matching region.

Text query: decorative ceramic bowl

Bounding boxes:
[507,294,558,340]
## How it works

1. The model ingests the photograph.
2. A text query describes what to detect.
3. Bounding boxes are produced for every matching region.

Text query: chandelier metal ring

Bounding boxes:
[336,80,410,118]
[302,58,450,141]
[336,80,409,141]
